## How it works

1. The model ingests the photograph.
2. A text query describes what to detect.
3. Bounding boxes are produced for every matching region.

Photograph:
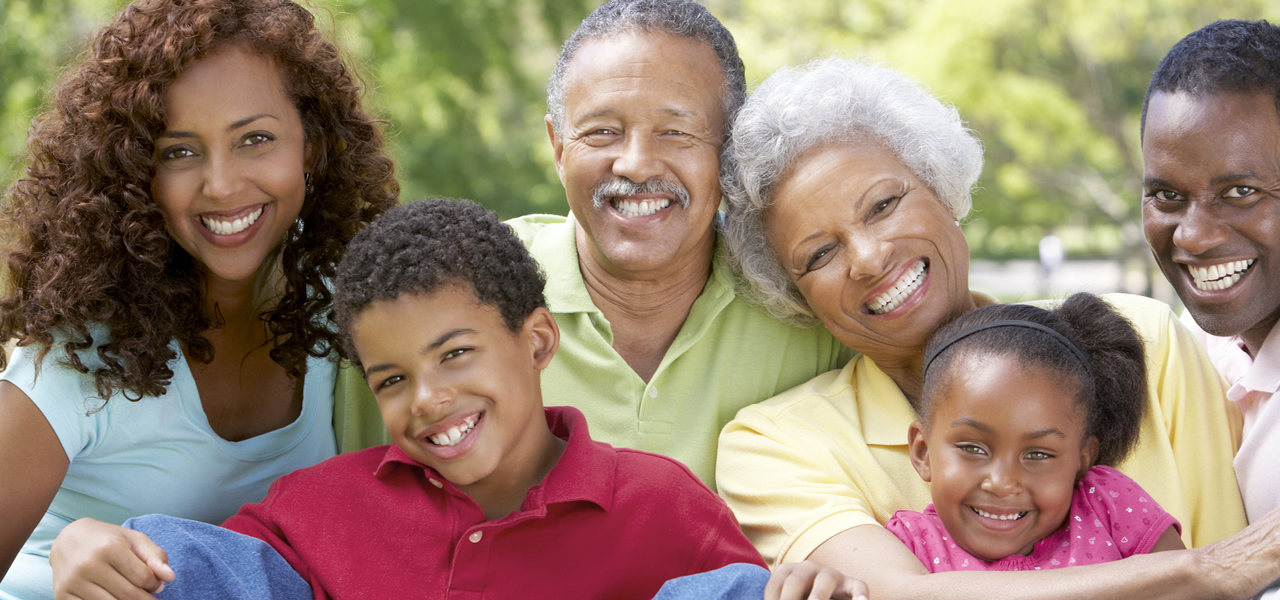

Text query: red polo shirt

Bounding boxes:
[222,406,765,599]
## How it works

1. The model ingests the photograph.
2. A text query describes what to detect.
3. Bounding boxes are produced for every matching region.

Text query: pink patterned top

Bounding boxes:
[884,466,1180,572]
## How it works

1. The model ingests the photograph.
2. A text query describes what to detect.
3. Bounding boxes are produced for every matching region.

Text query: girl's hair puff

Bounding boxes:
[0,0,398,402]
[919,293,1147,467]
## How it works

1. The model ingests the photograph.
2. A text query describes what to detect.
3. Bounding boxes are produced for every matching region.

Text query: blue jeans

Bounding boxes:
[127,514,769,600]
[652,563,771,599]
[123,515,310,600]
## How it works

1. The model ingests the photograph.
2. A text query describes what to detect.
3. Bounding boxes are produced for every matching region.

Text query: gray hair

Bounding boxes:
[723,57,984,326]
[546,0,746,141]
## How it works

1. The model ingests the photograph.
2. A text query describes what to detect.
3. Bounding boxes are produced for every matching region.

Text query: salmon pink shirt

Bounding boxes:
[885,466,1179,572]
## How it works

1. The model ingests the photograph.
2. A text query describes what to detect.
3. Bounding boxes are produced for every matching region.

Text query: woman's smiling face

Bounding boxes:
[765,142,975,362]
[151,45,309,285]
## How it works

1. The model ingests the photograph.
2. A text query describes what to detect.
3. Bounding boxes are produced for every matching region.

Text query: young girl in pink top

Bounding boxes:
[886,293,1186,572]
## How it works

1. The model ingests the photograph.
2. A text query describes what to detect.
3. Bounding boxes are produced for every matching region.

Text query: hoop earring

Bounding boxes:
[304,172,315,196]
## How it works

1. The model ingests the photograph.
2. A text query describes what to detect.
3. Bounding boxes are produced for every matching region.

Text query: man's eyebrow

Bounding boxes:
[1210,171,1258,186]
[361,328,478,377]
[574,107,700,123]
[658,107,696,119]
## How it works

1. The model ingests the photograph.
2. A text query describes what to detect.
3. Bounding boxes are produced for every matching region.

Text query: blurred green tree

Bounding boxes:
[0,0,592,219]
[708,0,1275,260]
[4,0,1279,244]
[334,0,592,216]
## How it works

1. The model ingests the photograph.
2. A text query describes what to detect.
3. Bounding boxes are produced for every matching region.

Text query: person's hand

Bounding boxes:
[766,560,869,600]
[1194,506,1280,599]
[50,518,174,600]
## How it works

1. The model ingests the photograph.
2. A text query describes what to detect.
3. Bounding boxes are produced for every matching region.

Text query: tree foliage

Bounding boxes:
[708,0,1276,259]
[2,0,1278,256]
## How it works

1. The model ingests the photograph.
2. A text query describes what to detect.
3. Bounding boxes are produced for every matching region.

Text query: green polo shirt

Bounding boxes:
[333,212,853,487]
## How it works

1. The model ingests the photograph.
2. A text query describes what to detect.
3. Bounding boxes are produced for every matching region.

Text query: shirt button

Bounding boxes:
[647,387,658,399]
[469,531,483,543]
[429,478,443,488]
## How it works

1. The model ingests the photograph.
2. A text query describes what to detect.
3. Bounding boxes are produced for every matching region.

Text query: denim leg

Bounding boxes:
[1257,578,1280,600]
[123,515,311,600]
[651,563,771,600]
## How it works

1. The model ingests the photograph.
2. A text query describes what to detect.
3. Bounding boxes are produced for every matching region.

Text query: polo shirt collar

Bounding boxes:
[530,212,601,314]
[538,406,616,510]
[853,356,919,446]
[533,212,734,322]
[854,289,999,446]
[373,406,616,511]
[1232,319,1280,400]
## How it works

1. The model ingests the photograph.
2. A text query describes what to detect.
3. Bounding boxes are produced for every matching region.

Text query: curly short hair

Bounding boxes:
[333,199,547,367]
[546,0,746,141]
[723,57,983,326]
[919,293,1148,468]
[1142,19,1280,137]
[0,0,398,401]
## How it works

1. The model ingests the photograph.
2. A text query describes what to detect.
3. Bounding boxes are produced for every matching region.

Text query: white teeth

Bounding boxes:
[867,260,927,315]
[200,207,263,236]
[1189,259,1255,291]
[427,413,479,447]
[972,507,1027,521]
[612,198,671,218]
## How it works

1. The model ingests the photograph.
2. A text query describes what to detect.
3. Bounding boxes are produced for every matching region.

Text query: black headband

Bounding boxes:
[923,319,1094,379]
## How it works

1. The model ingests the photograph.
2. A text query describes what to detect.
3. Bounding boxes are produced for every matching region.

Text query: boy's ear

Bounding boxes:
[545,115,566,182]
[1077,435,1100,482]
[907,420,933,483]
[523,307,559,370]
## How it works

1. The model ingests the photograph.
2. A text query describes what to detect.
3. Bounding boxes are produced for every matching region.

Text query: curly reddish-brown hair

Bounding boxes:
[0,0,398,401]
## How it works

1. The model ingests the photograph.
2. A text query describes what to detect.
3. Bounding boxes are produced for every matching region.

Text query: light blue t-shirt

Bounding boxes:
[0,340,337,600]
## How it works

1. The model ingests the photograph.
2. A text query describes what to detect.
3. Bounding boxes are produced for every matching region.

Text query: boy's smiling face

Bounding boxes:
[352,284,560,500]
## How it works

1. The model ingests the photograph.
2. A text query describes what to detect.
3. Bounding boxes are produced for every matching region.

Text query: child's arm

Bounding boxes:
[766,561,869,600]
[1151,526,1187,553]
[50,517,174,599]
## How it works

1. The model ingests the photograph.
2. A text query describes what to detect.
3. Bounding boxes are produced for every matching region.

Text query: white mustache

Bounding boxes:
[591,178,690,209]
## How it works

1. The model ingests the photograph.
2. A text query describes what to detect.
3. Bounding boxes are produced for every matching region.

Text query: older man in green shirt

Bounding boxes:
[333,0,850,486]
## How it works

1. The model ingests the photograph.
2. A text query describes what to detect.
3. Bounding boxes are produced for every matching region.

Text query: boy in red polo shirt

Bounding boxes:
[55,199,865,600]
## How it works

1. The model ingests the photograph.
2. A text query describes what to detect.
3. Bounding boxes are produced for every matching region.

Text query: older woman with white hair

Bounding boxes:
[716,57,1280,598]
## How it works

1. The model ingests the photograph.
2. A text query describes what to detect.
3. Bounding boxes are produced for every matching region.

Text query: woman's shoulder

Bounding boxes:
[729,359,860,424]
[1021,293,1175,336]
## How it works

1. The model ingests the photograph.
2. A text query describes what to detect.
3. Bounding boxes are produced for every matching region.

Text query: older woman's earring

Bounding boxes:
[304,172,314,196]
[954,220,960,226]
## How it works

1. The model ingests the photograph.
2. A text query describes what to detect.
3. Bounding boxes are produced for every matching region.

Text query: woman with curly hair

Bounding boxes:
[0,0,397,597]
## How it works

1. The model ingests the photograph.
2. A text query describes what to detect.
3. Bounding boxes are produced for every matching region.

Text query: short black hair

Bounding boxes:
[1142,19,1280,137]
[333,198,547,366]
[919,293,1147,468]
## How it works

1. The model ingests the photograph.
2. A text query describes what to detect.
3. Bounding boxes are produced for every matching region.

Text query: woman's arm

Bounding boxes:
[810,516,1280,600]
[0,381,69,576]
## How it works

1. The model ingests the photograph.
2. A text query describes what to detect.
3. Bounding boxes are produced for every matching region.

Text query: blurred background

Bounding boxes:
[2,0,1277,303]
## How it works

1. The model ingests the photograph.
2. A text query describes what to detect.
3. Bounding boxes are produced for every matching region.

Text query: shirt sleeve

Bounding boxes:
[0,343,105,462]
[221,477,321,597]
[1130,296,1246,546]
[883,511,937,572]
[717,402,880,567]
[1080,466,1180,557]
[695,505,768,572]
